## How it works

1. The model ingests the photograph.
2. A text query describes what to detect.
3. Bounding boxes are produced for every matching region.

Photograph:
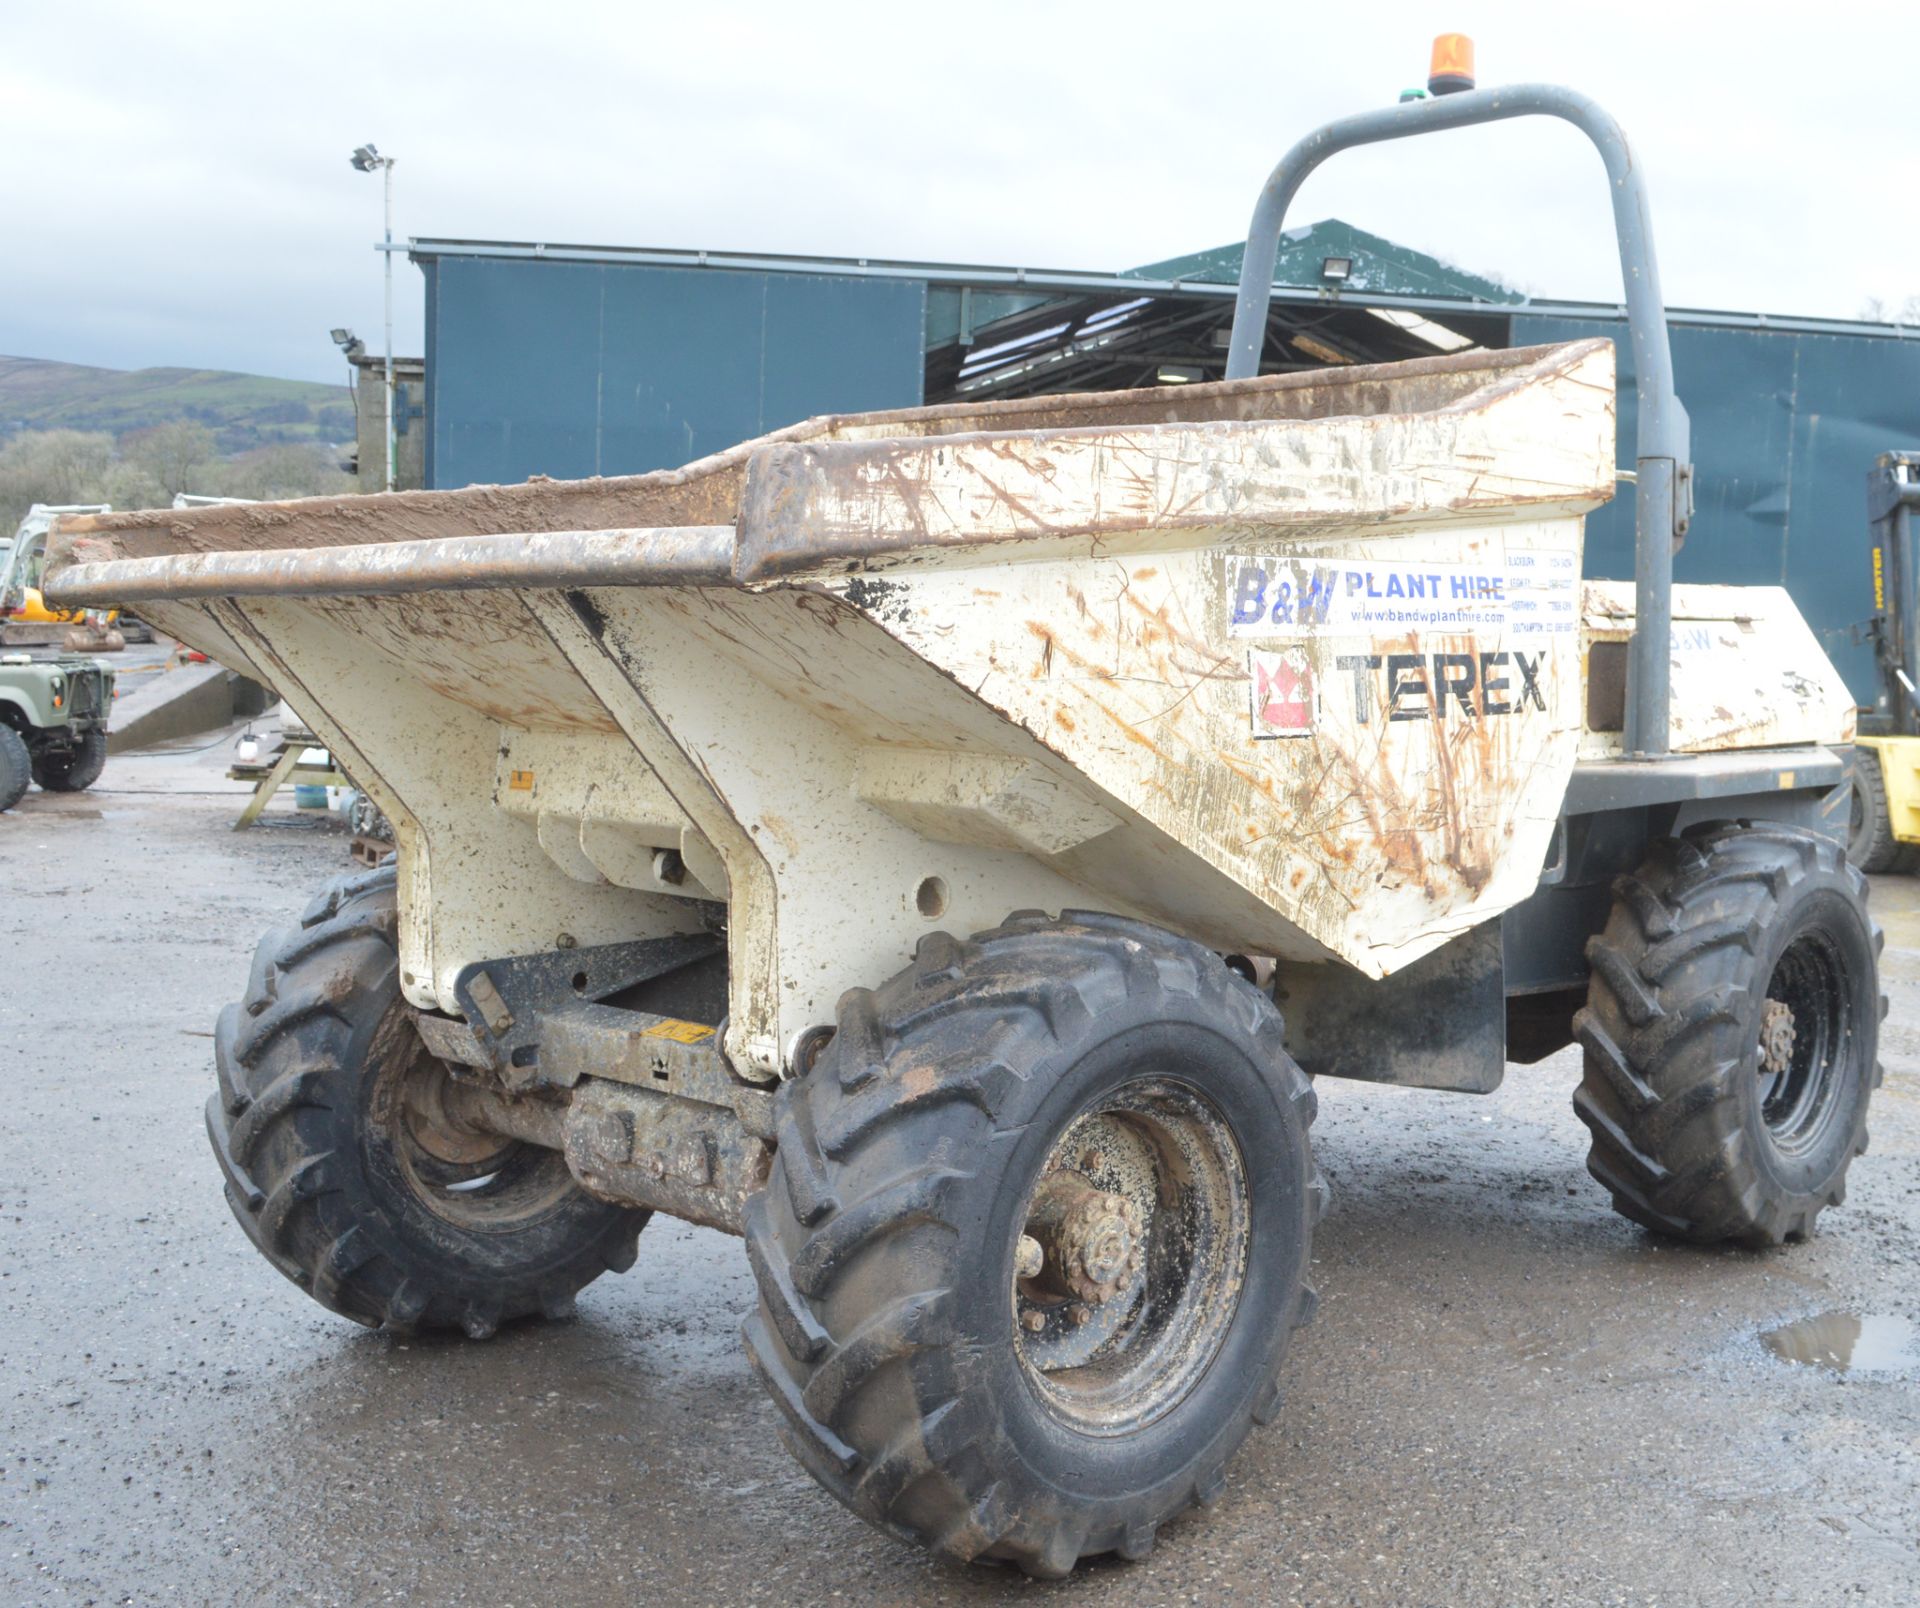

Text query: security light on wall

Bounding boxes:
[329,328,355,347]
[1321,256,1354,283]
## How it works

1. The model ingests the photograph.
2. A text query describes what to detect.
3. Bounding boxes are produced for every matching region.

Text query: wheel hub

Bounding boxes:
[400,1055,512,1167]
[1008,1082,1251,1437]
[1025,1171,1145,1307]
[1759,997,1797,1078]
[377,1015,579,1232]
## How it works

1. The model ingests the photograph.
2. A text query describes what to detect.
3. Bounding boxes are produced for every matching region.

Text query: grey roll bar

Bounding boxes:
[1225,83,1692,759]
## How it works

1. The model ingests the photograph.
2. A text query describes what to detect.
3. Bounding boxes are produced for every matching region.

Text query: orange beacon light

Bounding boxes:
[1428,33,1476,96]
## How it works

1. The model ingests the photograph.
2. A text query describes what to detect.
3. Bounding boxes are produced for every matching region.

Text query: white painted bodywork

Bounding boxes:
[1577,581,1856,757]
[44,339,1855,1079]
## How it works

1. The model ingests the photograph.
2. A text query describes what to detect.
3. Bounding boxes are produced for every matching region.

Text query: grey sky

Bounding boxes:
[7,0,1916,386]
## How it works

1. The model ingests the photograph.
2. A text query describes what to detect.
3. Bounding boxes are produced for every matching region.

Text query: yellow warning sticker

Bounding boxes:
[642,1018,716,1045]
[507,769,536,791]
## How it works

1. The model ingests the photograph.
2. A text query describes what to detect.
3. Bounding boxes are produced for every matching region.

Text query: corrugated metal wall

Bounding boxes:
[1514,314,1920,703]
[422,257,925,491]
[416,247,1919,709]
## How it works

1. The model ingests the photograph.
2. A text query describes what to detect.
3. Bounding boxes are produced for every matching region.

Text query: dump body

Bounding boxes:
[46,340,1853,1077]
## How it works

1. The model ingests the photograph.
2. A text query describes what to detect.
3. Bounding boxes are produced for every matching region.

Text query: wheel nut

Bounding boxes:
[1067,1303,1092,1328]
[1014,1234,1044,1280]
[1080,1148,1105,1172]
[1021,1309,1047,1333]
[1080,1221,1134,1287]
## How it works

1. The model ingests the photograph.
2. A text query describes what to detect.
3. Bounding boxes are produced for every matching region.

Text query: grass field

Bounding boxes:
[0,354,353,451]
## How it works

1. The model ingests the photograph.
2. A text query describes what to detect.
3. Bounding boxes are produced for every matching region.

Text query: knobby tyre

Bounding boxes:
[208,865,645,1335]
[1574,823,1882,1247]
[742,910,1323,1577]
[32,728,107,792]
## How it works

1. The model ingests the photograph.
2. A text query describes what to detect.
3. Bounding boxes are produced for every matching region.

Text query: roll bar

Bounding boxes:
[1226,84,1692,758]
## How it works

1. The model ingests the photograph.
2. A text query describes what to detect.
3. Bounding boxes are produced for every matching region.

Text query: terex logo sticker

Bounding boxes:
[1247,649,1549,739]
[1250,649,1315,739]
[1338,651,1546,721]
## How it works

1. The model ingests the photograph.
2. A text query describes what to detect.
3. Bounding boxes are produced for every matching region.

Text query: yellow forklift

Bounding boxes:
[1849,452,1920,870]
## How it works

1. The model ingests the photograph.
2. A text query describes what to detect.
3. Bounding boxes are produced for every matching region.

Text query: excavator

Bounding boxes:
[2,504,127,651]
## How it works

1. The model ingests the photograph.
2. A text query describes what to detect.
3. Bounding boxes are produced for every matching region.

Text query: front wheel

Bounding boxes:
[1574,823,1882,1246]
[32,729,106,792]
[742,912,1322,1577]
[1846,745,1916,873]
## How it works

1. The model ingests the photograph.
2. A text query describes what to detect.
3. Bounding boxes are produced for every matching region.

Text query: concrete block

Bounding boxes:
[108,663,252,753]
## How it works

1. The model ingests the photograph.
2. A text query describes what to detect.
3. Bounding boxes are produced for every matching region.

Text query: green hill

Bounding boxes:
[0,355,354,453]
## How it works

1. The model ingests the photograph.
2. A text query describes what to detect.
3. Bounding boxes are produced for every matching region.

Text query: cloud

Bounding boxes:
[4,0,1913,384]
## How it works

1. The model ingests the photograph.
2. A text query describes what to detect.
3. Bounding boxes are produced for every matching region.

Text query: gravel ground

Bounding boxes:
[2,742,1916,1606]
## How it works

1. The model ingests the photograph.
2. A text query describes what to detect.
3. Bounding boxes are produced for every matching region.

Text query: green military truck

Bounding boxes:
[0,652,115,811]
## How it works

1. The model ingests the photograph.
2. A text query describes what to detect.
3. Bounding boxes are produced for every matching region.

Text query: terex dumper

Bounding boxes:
[46,73,1880,1576]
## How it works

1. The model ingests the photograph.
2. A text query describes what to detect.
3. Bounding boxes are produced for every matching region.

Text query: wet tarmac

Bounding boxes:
[3,744,1917,1605]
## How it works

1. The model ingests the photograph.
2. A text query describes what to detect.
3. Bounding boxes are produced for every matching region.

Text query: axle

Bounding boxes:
[428,1027,773,1236]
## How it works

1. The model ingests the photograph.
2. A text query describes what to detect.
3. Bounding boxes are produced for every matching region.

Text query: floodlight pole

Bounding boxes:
[353,144,399,493]
[380,157,395,493]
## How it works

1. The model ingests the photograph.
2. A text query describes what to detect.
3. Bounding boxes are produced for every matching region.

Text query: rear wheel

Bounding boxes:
[209,865,645,1334]
[0,725,29,811]
[743,911,1322,1576]
[1847,745,1916,873]
[32,729,106,792]
[1574,823,1882,1246]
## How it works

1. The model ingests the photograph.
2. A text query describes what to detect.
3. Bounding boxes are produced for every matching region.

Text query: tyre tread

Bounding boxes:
[745,913,1320,1576]
[208,865,641,1332]
[1575,826,1880,1247]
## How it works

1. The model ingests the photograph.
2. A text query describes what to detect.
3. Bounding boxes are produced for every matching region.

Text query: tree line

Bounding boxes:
[0,421,354,531]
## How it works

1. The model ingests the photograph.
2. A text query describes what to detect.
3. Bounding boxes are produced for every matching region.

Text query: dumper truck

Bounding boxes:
[45,67,1881,1577]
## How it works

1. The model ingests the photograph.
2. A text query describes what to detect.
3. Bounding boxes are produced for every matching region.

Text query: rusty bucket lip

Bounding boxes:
[43,339,1612,611]
[43,524,738,609]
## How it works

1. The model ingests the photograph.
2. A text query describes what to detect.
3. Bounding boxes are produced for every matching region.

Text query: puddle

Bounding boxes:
[1760,1311,1919,1374]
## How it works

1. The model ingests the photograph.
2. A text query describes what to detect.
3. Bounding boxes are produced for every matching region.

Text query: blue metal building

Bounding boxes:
[415,249,926,489]
[409,226,1920,702]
